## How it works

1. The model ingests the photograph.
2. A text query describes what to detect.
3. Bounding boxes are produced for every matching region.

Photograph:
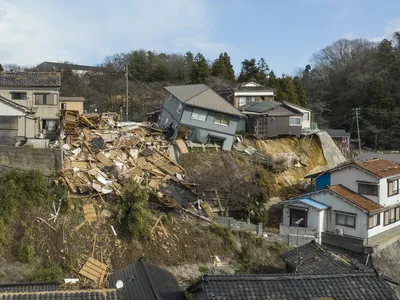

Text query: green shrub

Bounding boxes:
[117,182,151,240]
[209,223,236,251]
[31,261,63,282]
[17,228,35,263]
[0,219,8,251]
[198,265,209,273]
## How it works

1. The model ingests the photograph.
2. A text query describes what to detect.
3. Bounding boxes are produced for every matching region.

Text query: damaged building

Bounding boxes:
[158,84,242,150]
[239,101,311,139]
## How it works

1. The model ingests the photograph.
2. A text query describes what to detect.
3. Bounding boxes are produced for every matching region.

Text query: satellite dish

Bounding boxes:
[116,280,124,289]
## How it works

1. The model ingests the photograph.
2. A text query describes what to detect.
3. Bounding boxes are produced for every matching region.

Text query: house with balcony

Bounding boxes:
[216,82,275,108]
[281,158,400,253]
[238,101,311,139]
[0,72,61,145]
[158,84,242,151]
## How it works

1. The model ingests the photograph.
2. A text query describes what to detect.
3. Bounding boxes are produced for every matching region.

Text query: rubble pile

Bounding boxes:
[60,111,189,201]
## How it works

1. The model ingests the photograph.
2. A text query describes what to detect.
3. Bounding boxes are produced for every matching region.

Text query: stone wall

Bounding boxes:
[0,146,62,175]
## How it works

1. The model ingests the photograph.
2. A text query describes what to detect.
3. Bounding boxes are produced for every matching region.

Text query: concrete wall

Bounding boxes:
[331,166,379,202]
[0,145,61,175]
[322,232,365,253]
[60,101,83,115]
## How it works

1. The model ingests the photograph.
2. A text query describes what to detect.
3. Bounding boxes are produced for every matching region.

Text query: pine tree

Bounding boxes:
[293,77,307,107]
[211,52,235,83]
[190,53,210,84]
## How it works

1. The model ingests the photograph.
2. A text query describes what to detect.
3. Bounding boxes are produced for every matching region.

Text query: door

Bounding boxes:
[290,209,307,227]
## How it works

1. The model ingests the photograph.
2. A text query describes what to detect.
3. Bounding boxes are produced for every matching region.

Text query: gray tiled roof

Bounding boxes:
[189,273,397,300]
[36,62,99,72]
[0,282,59,293]
[239,101,281,113]
[109,258,186,300]
[0,72,61,87]
[280,241,371,274]
[164,84,242,117]
[0,289,121,299]
[59,97,85,102]
[325,129,350,138]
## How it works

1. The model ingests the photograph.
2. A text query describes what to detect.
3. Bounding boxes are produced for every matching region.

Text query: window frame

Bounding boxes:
[34,93,56,105]
[289,116,302,126]
[10,92,27,100]
[190,108,208,122]
[358,183,378,196]
[388,178,399,197]
[368,214,380,229]
[335,213,356,228]
[214,113,230,126]
[384,207,400,226]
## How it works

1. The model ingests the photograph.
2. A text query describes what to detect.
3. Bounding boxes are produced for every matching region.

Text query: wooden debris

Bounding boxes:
[83,204,97,223]
[37,217,57,232]
[79,257,108,283]
[175,139,189,153]
[74,220,87,231]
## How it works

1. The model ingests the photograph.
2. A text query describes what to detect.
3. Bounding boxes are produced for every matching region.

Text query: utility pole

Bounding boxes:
[125,65,129,122]
[355,108,361,154]
[375,133,378,151]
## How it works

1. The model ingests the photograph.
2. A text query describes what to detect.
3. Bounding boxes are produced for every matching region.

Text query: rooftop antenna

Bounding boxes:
[294,218,304,278]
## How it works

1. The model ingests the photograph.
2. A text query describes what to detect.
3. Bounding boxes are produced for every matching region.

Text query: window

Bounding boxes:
[368,214,380,229]
[388,179,399,197]
[336,213,356,228]
[61,103,67,110]
[238,96,256,107]
[35,93,56,105]
[177,103,183,115]
[289,117,302,126]
[384,207,400,226]
[11,92,27,100]
[42,120,58,134]
[303,112,310,121]
[358,183,378,196]
[190,108,208,121]
[214,113,230,126]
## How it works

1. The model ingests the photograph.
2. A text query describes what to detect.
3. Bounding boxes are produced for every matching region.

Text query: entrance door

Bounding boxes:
[290,209,307,227]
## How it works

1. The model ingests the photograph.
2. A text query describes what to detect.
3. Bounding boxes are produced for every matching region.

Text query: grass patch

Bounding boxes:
[29,261,63,282]
[117,181,151,241]
[17,228,35,263]
[198,265,209,273]
[209,223,236,251]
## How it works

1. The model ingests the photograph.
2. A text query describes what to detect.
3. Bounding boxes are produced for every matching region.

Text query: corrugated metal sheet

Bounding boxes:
[299,198,329,210]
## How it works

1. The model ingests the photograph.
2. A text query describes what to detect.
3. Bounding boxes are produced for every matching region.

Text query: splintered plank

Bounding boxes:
[83,203,97,223]
[79,257,108,283]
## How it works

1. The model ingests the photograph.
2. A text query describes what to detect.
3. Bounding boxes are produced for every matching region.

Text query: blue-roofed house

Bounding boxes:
[280,185,384,253]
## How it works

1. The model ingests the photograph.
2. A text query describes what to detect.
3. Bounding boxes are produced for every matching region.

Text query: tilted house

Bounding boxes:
[216,82,275,108]
[0,72,62,144]
[238,101,309,139]
[282,158,400,253]
[158,84,242,150]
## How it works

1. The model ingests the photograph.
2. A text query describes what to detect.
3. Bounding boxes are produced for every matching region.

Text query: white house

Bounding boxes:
[284,101,312,130]
[283,158,400,253]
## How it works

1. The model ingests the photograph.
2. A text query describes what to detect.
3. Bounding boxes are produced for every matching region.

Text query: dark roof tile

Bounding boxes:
[0,72,61,87]
[189,273,397,300]
[109,258,185,300]
[280,241,371,274]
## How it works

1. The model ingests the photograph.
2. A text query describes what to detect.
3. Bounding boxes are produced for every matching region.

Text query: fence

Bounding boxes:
[214,216,263,237]
[279,224,317,246]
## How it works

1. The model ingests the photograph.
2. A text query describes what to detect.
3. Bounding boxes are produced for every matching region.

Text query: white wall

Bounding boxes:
[282,203,319,229]
[378,177,400,207]
[331,166,380,202]
[310,192,368,239]
[284,103,311,129]
[0,101,25,116]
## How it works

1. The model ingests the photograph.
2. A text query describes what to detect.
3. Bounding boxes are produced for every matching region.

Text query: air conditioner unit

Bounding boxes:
[36,133,44,139]
[335,227,344,235]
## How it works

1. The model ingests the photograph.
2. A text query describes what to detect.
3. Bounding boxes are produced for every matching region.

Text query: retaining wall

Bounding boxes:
[0,145,62,175]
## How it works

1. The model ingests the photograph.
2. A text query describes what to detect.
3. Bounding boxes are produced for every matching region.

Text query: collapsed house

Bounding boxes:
[60,110,193,207]
[158,84,243,151]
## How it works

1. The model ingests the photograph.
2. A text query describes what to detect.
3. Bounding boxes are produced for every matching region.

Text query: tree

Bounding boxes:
[190,52,210,84]
[0,64,3,72]
[238,58,269,84]
[211,52,235,83]
[293,77,307,107]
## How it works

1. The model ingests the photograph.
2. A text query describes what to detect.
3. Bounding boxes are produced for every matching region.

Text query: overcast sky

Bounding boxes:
[1,0,400,75]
